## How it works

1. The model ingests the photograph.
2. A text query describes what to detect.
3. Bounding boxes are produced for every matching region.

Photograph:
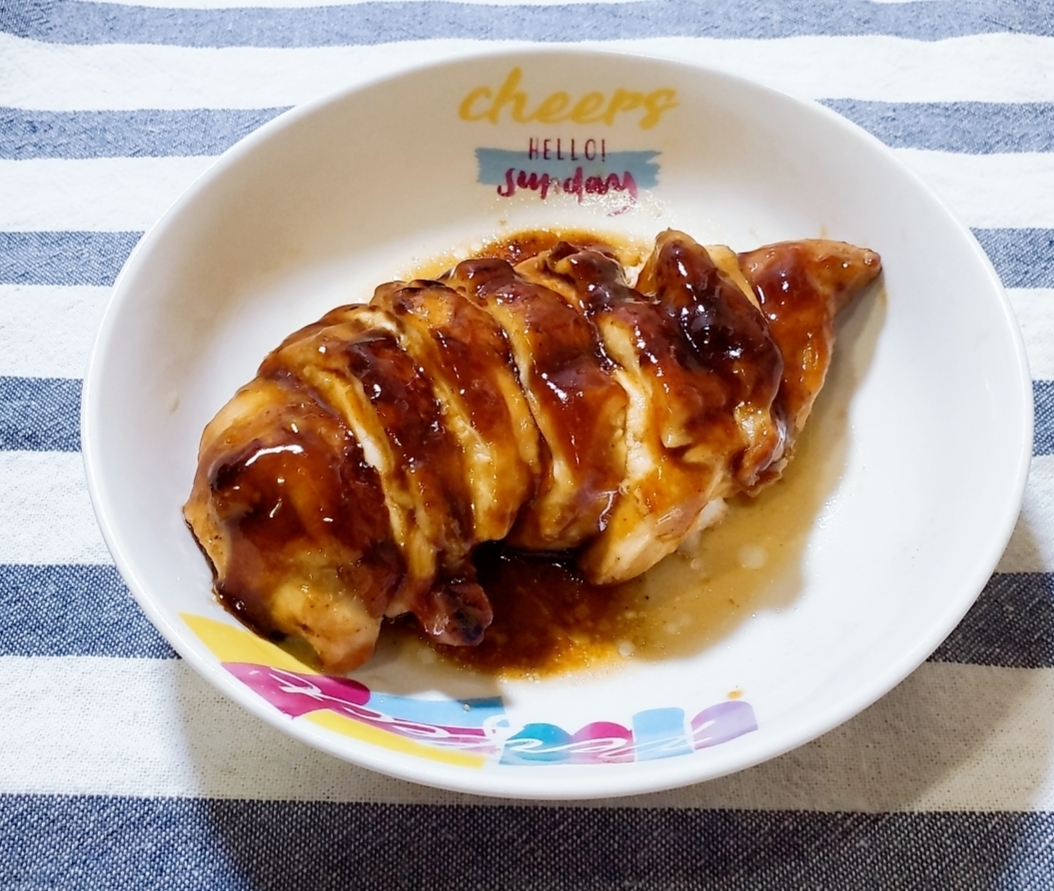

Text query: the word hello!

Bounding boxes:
[459,67,678,130]
[529,137,606,161]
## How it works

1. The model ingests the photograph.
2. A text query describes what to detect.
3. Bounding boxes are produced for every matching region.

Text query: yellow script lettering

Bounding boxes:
[458,86,493,121]
[530,91,571,124]
[458,69,679,129]
[602,89,644,125]
[640,89,679,129]
[490,67,530,123]
[569,92,606,124]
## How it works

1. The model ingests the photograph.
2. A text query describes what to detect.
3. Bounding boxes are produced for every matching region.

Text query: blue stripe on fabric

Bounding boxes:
[1,229,1049,289]
[1,797,1050,889]
[973,229,1054,289]
[9,369,1053,453]
[1,563,1052,666]
[0,377,80,452]
[1,0,1052,48]
[932,573,1054,669]
[0,243,1049,454]
[2,374,1052,457]
[0,231,141,287]
[2,103,1052,160]
[1035,380,1054,457]
[0,565,175,658]
[0,107,289,161]
[821,101,1054,154]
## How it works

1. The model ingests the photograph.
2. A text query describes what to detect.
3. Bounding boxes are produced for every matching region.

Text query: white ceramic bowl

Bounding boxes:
[82,49,1032,799]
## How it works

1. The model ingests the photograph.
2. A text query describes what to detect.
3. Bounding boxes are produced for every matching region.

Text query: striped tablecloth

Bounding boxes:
[3,1,1054,887]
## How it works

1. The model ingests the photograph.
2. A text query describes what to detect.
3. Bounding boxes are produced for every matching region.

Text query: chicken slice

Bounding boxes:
[183,374,403,672]
[260,304,493,647]
[371,279,540,544]
[515,235,785,583]
[443,257,628,550]
[636,230,789,489]
[737,239,882,450]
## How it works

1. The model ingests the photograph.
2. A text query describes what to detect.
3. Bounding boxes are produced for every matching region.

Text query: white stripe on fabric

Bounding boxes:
[0,35,489,110]
[998,455,1054,575]
[1,656,1052,811]
[0,286,108,380]
[1009,288,1054,382]
[0,157,213,231]
[892,151,1054,229]
[0,452,110,565]
[3,34,1054,112]
[639,34,1054,103]
[1,152,1051,232]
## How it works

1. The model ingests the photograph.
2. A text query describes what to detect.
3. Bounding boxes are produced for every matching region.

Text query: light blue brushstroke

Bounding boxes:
[500,723,574,765]
[631,707,692,761]
[366,693,505,727]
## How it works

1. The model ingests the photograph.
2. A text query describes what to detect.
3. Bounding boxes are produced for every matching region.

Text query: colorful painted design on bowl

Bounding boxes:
[184,613,757,769]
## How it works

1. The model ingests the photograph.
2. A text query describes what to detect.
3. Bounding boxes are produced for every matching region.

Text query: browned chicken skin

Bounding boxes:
[184,230,881,672]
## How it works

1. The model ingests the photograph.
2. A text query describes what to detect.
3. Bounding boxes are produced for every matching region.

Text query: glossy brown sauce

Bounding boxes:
[375,231,861,679]
[372,281,520,447]
[445,255,628,547]
[406,228,647,281]
[204,380,403,632]
[390,402,839,678]
[193,228,877,677]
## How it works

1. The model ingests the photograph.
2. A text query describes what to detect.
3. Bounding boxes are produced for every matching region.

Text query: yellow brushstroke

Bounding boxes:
[305,712,488,769]
[181,613,318,674]
[183,613,486,768]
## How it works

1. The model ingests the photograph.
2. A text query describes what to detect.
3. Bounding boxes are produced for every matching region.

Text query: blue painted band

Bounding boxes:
[476,147,660,188]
